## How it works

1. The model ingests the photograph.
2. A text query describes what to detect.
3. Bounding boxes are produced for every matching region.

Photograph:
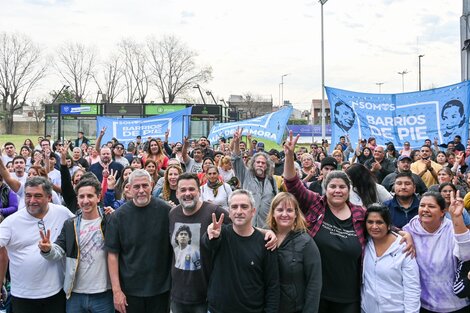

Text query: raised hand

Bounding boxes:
[107,169,118,189]
[100,127,107,137]
[207,213,224,239]
[449,190,464,218]
[38,229,51,253]
[283,130,300,156]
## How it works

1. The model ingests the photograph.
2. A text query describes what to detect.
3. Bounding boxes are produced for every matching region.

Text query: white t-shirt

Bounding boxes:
[48,169,62,189]
[73,217,110,293]
[0,203,74,298]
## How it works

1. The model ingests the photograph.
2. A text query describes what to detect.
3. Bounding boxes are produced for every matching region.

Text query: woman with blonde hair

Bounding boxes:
[218,155,235,183]
[153,164,183,208]
[266,192,322,313]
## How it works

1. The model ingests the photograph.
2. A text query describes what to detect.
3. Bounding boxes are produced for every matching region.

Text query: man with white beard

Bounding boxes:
[230,128,278,228]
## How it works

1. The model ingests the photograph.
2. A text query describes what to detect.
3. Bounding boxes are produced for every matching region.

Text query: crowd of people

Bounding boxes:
[0,128,470,313]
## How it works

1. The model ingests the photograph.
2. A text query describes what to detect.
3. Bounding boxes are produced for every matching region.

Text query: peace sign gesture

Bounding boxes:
[207,213,225,240]
[107,169,118,189]
[283,130,300,157]
[38,229,51,253]
[449,190,464,218]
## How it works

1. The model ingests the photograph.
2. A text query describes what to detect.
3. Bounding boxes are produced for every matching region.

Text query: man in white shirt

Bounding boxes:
[1,142,16,164]
[0,177,74,313]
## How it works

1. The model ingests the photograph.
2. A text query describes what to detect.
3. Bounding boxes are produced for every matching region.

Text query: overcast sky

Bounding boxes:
[1,0,464,111]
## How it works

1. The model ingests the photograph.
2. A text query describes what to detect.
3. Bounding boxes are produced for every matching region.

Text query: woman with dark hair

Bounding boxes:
[283,132,413,313]
[20,145,32,170]
[410,150,421,162]
[144,138,169,172]
[362,204,420,313]
[144,159,159,183]
[346,163,392,207]
[130,156,144,169]
[23,138,35,151]
[200,166,232,210]
[197,157,218,185]
[439,183,470,228]
[266,192,322,313]
[354,147,373,165]
[403,191,470,312]
[385,142,399,161]
[436,151,448,167]
[428,167,466,195]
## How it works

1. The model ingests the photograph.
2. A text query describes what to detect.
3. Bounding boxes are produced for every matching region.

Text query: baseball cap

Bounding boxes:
[398,155,412,162]
[256,142,265,149]
[321,157,338,169]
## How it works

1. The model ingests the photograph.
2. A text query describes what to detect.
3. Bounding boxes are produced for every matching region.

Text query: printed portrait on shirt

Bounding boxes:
[172,223,201,271]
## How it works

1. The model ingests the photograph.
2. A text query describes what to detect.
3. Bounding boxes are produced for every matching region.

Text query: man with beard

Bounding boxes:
[192,136,214,159]
[0,177,74,313]
[89,146,123,183]
[106,170,172,313]
[383,172,420,228]
[202,189,280,313]
[231,128,278,228]
[381,155,427,195]
[169,173,228,313]
[410,145,442,187]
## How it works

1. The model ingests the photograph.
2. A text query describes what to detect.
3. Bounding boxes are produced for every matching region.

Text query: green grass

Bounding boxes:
[0,135,37,148]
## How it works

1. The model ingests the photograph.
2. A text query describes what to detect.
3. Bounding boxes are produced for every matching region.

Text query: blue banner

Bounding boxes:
[326,81,470,149]
[208,107,293,144]
[286,124,332,137]
[96,107,191,144]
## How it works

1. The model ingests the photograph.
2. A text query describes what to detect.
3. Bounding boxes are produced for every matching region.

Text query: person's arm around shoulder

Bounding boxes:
[301,234,322,313]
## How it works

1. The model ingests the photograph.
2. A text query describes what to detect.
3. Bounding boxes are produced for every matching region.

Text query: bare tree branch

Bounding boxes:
[147,35,212,104]
[54,43,97,103]
[118,39,149,103]
[0,32,47,133]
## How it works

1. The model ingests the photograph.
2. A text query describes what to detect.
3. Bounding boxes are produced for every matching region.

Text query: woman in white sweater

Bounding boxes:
[362,204,421,313]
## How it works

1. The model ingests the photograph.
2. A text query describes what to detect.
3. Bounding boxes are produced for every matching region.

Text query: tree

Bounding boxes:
[147,35,212,104]
[55,43,97,103]
[94,54,124,103]
[118,39,149,103]
[29,100,45,133]
[0,33,47,134]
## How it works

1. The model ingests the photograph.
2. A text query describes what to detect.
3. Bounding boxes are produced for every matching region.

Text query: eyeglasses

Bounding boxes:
[37,219,46,233]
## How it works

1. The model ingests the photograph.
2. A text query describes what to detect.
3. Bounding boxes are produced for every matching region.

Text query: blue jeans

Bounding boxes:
[66,290,114,313]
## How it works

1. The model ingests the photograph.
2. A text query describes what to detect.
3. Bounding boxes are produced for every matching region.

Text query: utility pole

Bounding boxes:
[398,70,409,93]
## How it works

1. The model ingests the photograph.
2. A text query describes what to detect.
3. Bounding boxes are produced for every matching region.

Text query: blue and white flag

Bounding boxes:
[326,81,470,149]
[96,107,191,144]
[208,107,293,144]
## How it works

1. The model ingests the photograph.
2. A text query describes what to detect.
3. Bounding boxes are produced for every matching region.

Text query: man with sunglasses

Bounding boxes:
[0,177,73,313]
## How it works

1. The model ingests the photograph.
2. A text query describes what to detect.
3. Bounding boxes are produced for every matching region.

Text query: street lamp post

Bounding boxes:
[281,74,288,107]
[398,70,409,93]
[320,0,328,139]
[193,84,206,104]
[418,55,424,91]
[375,82,384,93]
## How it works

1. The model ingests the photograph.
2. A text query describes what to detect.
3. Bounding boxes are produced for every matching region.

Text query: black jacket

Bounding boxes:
[277,231,322,313]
